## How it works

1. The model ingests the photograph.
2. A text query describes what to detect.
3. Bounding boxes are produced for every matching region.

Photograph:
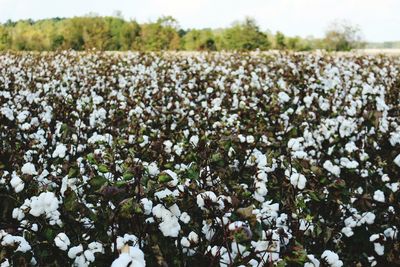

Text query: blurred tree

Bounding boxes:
[220,17,270,51]
[323,20,365,51]
[275,31,286,49]
[182,29,216,51]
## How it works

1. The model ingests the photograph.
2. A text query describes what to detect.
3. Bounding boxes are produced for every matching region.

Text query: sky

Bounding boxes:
[0,0,399,42]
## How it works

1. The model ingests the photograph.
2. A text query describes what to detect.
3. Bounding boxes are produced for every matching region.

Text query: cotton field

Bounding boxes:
[1,51,400,266]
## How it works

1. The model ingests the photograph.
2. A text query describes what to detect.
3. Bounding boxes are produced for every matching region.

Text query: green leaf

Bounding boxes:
[123,172,134,181]
[98,164,109,173]
[86,153,96,164]
[158,173,172,183]
[187,165,199,180]
[68,167,79,178]
[89,175,108,190]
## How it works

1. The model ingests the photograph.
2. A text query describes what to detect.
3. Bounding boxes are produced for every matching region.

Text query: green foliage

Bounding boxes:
[0,16,366,51]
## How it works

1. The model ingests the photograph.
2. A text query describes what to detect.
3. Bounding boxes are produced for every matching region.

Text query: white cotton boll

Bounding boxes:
[384,227,397,239]
[381,174,390,182]
[202,221,215,241]
[169,204,181,217]
[21,162,37,175]
[278,92,290,103]
[373,190,385,202]
[31,224,38,232]
[304,254,320,267]
[163,140,173,153]
[52,144,67,158]
[180,212,191,224]
[147,162,159,177]
[290,173,307,190]
[1,107,14,120]
[188,231,199,243]
[339,119,356,138]
[180,237,190,247]
[323,160,341,177]
[163,170,179,187]
[246,135,255,144]
[111,253,133,267]
[373,243,385,256]
[321,250,343,267]
[341,227,354,237]
[84,250,95,262]
[140,198,153,215]
[364,212,376,224]
[68,245,83,259]
[394,154,400,167]
[238,134,246,143]
[17,111,30,123]
[340,158,359,169]
[54,233,71,251]
[10,173,24,193]
[189,135,199,147]
[12,208,25,221]
[196,191,217,210]
[159,216,180,237]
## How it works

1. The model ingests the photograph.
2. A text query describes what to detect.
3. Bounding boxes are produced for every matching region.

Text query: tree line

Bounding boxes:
[0,16,365,51]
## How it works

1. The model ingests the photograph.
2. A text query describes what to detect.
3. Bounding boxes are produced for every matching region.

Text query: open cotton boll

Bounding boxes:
[21,162,37,175]
[323,160,341,177]
[373,190,385,202]
[196,191,218,210]
[54,233,71,251]
[189,135,199,147]
[290,173,307,190]
[52,143,67,158]
[111,245,146,267]
[68,244,83,259]
[370,234,385,255]
[340,158,359,169]
[321,250,343,267]
[10,172,24,193]
[140,198,153,215]
[146,162,159,177]
[394,154,400,167]
[278,92,290,103]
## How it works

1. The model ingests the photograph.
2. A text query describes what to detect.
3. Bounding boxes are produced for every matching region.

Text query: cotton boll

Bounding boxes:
[21,162,37,175]
[54,233,71,251]
[10,172,24,193]
[111,253,133,267]
[196,191,217,210]
[394,154,400,167]
[290,173,307,190]
[180,212,191,224]
[188,231,199,243]
[180,237,190,247]
[321,250,343,267]
[111,245,146,267]
[189,135,199,147]
[246,135,255,144]
[323,160,341,177]
[140,198,153,215]
[147,162,159,177]
[278,92,290,103]
[52,143,68,158]
[68,245,83,259]
[373,190,385,203]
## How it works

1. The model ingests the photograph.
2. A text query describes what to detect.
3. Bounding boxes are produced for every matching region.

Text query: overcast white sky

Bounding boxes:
[0,0,399,42]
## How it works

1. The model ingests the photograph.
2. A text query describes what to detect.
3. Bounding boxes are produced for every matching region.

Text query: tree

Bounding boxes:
[275,31,286,50]
[220,17,270,51]
[182,29,217,51]
[323,20,365,51]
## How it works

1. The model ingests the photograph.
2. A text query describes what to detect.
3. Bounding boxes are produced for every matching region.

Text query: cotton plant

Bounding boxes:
[1,51,400,266]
